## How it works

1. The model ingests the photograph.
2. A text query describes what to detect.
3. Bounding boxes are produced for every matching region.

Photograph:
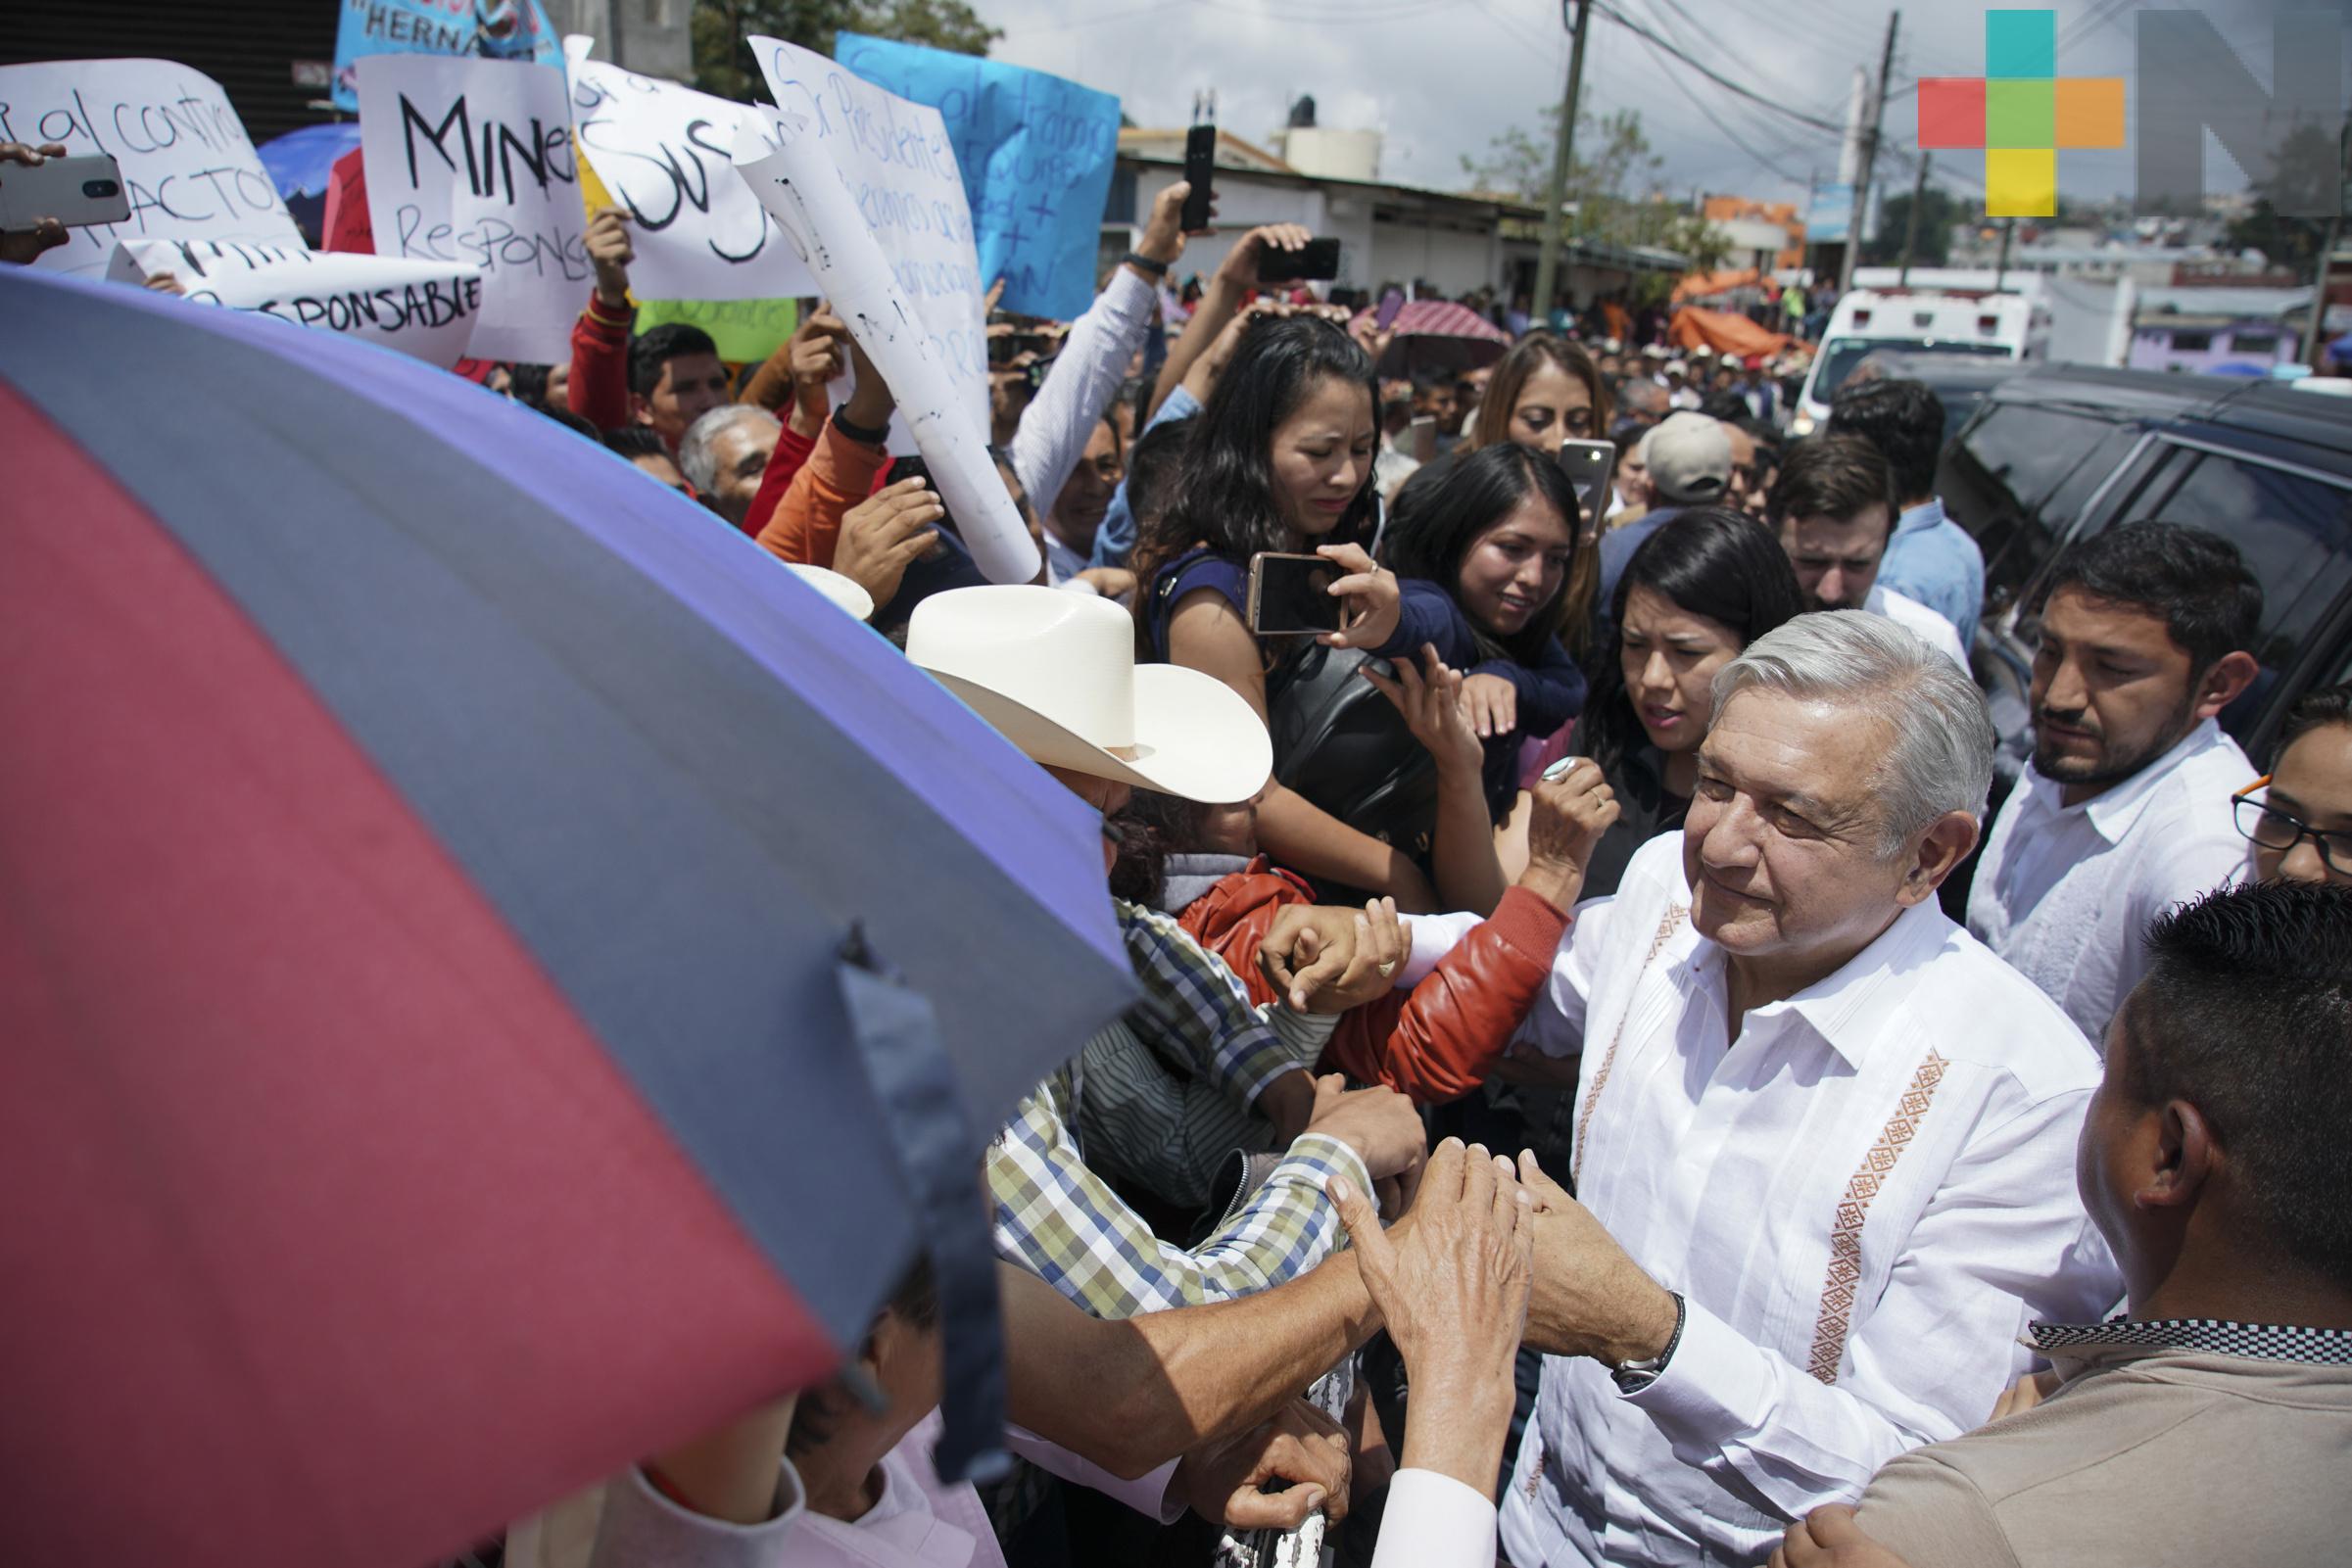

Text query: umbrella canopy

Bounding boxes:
[1351,298,1512,376]
[0,268,1136,1568]
[1667,304,1800,360]
[257,121,365,200]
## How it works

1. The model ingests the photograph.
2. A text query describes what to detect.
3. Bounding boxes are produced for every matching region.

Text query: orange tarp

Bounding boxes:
[1667,306,1800,360]
[1671,267,1765,304]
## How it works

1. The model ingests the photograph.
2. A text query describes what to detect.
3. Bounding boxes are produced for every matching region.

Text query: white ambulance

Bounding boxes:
[1791,288,2040,434]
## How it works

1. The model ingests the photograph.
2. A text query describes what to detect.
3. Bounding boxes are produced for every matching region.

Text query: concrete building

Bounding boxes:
[1107,130,1684,305]
[544,0,694,82]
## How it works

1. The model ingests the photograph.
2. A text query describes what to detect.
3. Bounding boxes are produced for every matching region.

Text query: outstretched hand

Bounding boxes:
[1362,645,1484,780]
[1174,1400,1351,1531]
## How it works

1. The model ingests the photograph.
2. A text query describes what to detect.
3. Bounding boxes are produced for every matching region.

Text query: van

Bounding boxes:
[1792,289,2036,434]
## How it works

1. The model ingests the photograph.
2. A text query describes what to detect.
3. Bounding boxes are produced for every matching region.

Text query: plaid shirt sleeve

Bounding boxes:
[1115,900,1300,1113]
[989,1070,1371,1317]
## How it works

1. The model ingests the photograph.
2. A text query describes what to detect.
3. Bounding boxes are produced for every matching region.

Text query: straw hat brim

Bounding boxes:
[928,662,1273,805]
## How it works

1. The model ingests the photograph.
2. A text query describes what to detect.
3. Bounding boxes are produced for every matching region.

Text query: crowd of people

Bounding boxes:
[14,131,2349,1568]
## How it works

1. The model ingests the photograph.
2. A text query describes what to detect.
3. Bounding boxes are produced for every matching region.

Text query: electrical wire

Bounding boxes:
[1588,0,1851,138]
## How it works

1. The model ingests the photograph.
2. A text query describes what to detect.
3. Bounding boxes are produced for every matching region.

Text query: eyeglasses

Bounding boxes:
[2232,778,2352,874]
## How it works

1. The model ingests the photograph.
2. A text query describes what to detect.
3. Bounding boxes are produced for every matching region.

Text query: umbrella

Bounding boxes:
[1352,297,1512,375]
[0,268,1137,1568]
[255,123,362,248]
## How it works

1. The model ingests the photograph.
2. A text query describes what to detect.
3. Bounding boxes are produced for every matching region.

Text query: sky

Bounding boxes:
[982,0,2346,215]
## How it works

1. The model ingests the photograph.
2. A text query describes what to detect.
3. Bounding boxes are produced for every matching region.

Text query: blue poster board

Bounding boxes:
[333,0,563,111]
[835,34,1123,321]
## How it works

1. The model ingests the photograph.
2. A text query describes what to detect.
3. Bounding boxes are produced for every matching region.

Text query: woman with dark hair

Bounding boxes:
[2235,683,2352,887]
[1463,331,1610,458]
[1551,504,1806,898]
[1132,314,1428,905]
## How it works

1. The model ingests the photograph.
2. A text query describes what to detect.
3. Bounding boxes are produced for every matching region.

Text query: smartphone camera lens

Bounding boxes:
[83,179,120,198]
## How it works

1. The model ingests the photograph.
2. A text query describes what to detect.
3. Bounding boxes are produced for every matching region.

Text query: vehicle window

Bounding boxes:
[1812,337,2010,404]
[1941,405,2136,614]
[2126,451,2352,738]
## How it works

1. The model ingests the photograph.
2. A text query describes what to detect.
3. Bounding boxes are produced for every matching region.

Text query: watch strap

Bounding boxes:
[1122,250,1171,278]
[1609,1291,1687,1394]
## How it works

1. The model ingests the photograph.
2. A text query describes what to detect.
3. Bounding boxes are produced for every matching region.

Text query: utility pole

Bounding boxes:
[1994,215,2015,293]
[1533,0,1594,328]
[1837,11,1898,298]
[1897,155,1930,285]
[2300,121,2349,368]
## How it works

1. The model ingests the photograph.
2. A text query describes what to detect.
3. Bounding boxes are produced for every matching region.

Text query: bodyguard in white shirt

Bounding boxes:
[1770,435,1968,669]
[1968,522,2262,1043]
[1410,613,2121,1566]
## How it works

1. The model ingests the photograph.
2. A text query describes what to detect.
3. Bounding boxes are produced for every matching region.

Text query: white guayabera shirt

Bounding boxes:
[1409,832,2121,1567]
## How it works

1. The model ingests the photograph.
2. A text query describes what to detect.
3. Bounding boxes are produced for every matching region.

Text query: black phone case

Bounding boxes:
[1179,126,1215,233]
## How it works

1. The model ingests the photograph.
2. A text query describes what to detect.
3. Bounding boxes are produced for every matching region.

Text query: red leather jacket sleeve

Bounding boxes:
[1325,886,1568,1104]
[1179,867,1568,1107]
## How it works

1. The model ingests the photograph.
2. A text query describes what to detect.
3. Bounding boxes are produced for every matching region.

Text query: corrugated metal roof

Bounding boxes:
[3,0,344,146]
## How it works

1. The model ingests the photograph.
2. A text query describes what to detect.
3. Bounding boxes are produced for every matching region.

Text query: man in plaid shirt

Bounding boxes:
[905,587,1428,1320]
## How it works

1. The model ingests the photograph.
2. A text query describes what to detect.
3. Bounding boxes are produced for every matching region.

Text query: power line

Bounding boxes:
[1588,0,1850,139]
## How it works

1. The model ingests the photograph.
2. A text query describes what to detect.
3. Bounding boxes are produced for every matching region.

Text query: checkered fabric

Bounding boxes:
[2031,1316,2352,1365]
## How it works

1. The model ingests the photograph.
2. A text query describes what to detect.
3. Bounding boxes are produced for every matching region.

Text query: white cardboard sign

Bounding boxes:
[565,48,809,303]
[109,238,487,367]
[739,37,1032,585]
[0,59,305,277]
[356,53,586,363]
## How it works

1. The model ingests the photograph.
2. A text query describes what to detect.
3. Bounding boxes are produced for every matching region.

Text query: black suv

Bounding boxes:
[1940,365,2352,774]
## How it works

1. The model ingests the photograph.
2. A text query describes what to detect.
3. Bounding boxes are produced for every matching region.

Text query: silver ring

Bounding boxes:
[1375,958,1400,979]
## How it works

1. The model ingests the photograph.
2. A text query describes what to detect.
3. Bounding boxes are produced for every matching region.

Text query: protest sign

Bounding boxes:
[357,53,586,363]
[0,59,306,278]
[637,297,800,363]
[109,238,486,367]
[835,35,1121,322]
[333,0,563,112]
[738,38,1033,586]
[567,51,810,303]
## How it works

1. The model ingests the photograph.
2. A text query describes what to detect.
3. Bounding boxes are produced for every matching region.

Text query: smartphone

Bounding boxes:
[1179,120,1216,234]
[1256,236,1341,285]
[0,153,130,231]
[1374,287,1406,331]
[1558,437,1616,540]
[1408,414,1437,465]
[1247,551,1341,637]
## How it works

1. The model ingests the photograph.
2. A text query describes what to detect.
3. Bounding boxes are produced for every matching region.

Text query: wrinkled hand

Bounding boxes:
[585,204,634,308]
[1135,179,1199,264]
[1461,672,1519,739]
[0,142,72,265]
[1175,1399,1350,1530]
[1334,1137,1529,1376]
[1518,757,1620,911]
[830,475,943,608]
[1263,897,1407,1015]
[1518,1149,1678,1366]
[1302,1072,1427,1183]
[1990,1368,2060,1423]
[1770,1506,1917,1568]
[1363,646,1484,779]
[1220,222,1313,287]
[1317,543,1398,650]
[789,304,849,386]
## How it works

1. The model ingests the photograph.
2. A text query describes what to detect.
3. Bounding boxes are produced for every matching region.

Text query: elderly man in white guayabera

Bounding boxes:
[1399,611,2123,1566]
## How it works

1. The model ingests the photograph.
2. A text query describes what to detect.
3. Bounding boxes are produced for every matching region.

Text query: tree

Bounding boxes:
[1461,105,1680,240]
[1861,185,1966,268]
[691,0,999,102]
[2226,123,2346,274]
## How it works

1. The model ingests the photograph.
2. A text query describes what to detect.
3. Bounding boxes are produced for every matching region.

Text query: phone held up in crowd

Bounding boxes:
[1247,551,1343,637]
[1180,91,1217,233]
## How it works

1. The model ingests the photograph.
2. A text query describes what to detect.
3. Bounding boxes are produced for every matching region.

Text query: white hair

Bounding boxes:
[1711,610,1994,855]
[678,404,781,495]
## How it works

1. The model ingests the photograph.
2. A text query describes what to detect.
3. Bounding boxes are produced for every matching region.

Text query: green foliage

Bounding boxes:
[1463,102,1714,277]
[1862,185,1966,268]
[691,0,1000,102]
[2226,124,2347,275]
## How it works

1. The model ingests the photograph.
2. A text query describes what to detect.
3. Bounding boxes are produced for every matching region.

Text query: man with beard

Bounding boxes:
[1767,436,1965,669]
[1967,521,2261,1043]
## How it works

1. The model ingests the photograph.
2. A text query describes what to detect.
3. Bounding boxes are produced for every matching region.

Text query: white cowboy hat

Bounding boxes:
[907,586,1272,804]
[786,563,875,622]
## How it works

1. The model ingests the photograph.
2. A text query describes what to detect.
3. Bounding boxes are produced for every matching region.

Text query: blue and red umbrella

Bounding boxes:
[0,268,1134,1567]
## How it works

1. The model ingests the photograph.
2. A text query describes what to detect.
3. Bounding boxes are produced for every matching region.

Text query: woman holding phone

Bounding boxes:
[1132,314,1439,907]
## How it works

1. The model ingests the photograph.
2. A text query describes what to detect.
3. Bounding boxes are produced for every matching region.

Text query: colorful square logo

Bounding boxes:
[1918,9,2125,216]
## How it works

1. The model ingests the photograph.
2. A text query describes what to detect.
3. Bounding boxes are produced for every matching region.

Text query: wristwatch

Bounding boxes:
[1609,1292,1686,1394]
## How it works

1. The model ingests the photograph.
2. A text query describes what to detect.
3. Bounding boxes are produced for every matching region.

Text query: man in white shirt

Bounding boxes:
[1769,435,1968,668]
[1967,521,2262,1042]
[1404,612,2119,1565]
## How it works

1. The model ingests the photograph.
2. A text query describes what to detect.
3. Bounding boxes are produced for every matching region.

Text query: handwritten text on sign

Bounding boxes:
[357,53,584,363]
[834,34,1121,322]
[740,39,1032,585]
[333,0,563,111]
[109,238,486,367]
[0,58,304,277]
[567,52,808,303]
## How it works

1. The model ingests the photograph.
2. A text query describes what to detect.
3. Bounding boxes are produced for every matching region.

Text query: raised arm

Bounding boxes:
[1149,221,1311,419]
